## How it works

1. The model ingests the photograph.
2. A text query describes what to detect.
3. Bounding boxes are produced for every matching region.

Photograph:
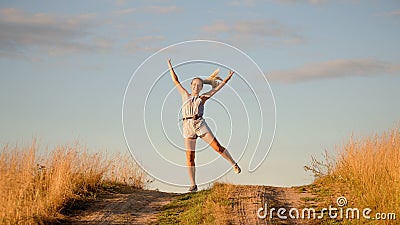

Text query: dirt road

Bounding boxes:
[65,185,317,225]
[65,188,177,225]
[229,185,317,225]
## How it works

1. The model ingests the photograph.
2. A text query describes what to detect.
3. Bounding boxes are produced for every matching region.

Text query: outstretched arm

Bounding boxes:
[168,59,189,97]
[203,70,234,99]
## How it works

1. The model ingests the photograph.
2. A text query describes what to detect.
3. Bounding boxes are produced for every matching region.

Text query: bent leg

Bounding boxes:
[185,138,197,186]
[201,132,236,166]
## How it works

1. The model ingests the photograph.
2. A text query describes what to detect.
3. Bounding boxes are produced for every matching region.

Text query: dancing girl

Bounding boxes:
[167,59,241,192]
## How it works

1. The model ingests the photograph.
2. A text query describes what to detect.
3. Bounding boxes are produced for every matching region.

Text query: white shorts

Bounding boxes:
[182,118,211,139]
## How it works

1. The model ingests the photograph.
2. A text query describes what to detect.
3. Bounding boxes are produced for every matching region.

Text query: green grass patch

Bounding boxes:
[154,183,235,225]
[154,190,212,225]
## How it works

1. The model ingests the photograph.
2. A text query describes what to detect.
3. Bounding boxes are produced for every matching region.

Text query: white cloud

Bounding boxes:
[115,0,127,6]
[143,5,181,14]
[113,8,136,15]
[386,9,400,16]
[124,35,165,53]
[268,58,400,83]
[201,19,304,47]
[274,0,329,4]
[0,8,110,58]
[228,0,259,7]
[112,5,181,16]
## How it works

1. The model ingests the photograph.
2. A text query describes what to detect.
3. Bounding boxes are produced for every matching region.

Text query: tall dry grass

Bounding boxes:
[0,141,147,225]
[308,126,399,219]
[105,152,149,189]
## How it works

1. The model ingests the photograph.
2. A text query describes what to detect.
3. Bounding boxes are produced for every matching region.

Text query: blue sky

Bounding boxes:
[1,0,399,192]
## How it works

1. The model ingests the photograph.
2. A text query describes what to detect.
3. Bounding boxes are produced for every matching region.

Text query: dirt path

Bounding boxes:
[65,185,317,225]
[65,188,177,225]
[229,185,318,225]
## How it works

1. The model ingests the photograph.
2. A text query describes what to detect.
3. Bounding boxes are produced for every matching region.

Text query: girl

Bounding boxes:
[167,59,241,192]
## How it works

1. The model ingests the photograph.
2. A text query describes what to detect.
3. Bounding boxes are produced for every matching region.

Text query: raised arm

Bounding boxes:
[203,70,234,99]
[168,59,189,97]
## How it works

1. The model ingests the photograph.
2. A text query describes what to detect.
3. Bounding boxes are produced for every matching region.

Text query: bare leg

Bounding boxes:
[201,132,236,166]
[185,138,197,186]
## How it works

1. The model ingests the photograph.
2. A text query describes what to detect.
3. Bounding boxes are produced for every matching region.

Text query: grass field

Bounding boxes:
[0,141,147,225]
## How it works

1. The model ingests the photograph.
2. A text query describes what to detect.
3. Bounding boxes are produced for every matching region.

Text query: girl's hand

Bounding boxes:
[167,59,173,67]
[226,70,234,81]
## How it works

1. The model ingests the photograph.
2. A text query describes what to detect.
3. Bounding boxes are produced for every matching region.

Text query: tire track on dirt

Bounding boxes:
[230,185,317,225]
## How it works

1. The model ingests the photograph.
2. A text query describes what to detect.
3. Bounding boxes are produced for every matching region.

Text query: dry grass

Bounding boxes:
[203,182,236,224]
[306,125,400,221]
[104,152,149,189]
[0,141,147,225]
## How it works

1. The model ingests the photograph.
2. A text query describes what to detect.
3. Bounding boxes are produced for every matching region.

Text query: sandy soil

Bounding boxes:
[65,188,177,225]
[65,185,317,225]
[229,185,318,225]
